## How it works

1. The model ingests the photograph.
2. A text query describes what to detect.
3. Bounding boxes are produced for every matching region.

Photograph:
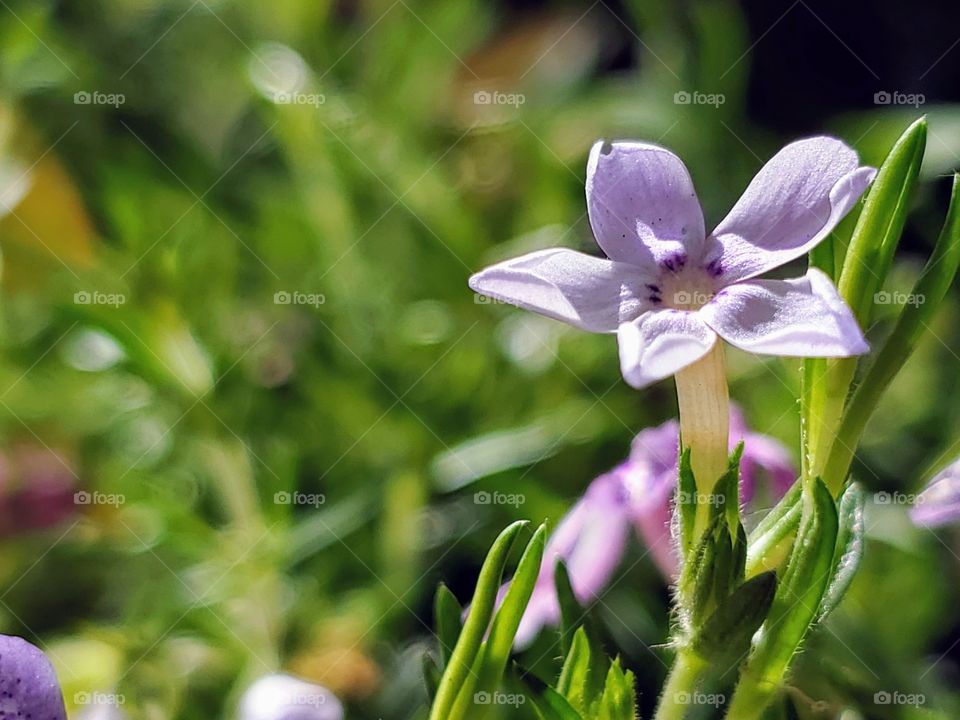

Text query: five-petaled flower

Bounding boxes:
[469,137,875,387]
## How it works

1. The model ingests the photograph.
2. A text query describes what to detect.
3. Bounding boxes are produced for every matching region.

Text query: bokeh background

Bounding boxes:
[1,0,960,718]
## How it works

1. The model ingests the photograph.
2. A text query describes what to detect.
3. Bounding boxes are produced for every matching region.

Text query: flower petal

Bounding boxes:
[468,247,649,332]
[911,460,960,528]
[709,137,875,283]
[699,268,868,357]
[500,472,630,649]
[617,310,717,389]
[0,635,67,720]
[586,141,706,268]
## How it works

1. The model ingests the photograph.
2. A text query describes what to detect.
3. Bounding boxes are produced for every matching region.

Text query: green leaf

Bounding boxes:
[727,479,839,718]
[823,172,960,488]
[557,627,609,714]
[476,523,548,694]
[423,652,441,701]
[554,560,606,660]
[805,118,927,488]
[434,583,463,670]
[711,443,744,537]
[591,658,637,720]
[838,116,927,326]
[512,662,583,720]
[818,483,866,621]
[691,571,777,675]
[746,480,802,577]
[678,447,697,555]
[429,520,528,720]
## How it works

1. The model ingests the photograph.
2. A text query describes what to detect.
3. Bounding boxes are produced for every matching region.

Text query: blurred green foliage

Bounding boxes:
[1,0,960,718]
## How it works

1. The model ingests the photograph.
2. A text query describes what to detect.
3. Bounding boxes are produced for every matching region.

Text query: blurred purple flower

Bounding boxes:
[238,673,344,720]
[0,445,77,536]
[470,138,873,388]
[0,634,67,720]
[911,458,960,528]
[504,408,795,649]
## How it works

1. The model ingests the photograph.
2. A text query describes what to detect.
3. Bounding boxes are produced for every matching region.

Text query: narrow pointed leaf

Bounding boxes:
[818,483,866,621]
[727,479,839,717]
[476,523,548,693]
[429,520,528,720]
[678,447,697,555]
[824,173,960,488]
[434,583,463,670]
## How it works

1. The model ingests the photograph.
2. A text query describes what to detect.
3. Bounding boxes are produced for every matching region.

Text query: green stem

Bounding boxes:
[653,649,708,720]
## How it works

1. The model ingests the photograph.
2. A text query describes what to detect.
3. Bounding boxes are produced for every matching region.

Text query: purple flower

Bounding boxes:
[469,138,874,388]
[238,673,344,720]
[911,458,960,528]
[504,409,796,649]
[0,634,67,720]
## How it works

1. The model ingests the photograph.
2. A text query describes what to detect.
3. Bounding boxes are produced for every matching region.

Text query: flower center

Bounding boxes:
[644,254,717,311]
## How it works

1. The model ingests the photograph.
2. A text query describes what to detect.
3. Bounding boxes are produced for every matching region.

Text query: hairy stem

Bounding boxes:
[653,649,707,720]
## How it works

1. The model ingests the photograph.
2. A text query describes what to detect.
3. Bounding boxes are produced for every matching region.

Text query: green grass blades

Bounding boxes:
[554,560,606,659]
[727,479,839,719]
[428,520,529,720]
